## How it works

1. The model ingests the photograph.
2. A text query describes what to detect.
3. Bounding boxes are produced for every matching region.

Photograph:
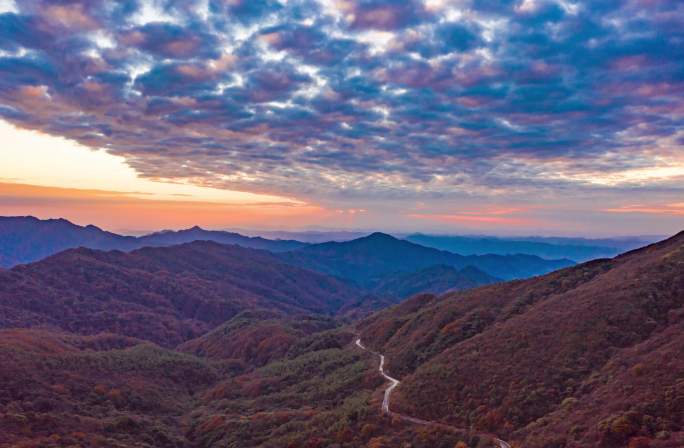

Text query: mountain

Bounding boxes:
[0,241,359,346]
[372,264,499,299]
[406,233,662,262]
[279,232,574,285]
[177,309,340,367]
[359,231,684,447]
[522,235,662,251]
[0,216,137,267]
[0,216,307,268]
[137,226,307,252]
[406,233,624,262]
[240,229,371,243]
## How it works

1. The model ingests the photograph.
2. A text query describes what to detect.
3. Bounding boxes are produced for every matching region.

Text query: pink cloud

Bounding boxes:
[604,203,684,216]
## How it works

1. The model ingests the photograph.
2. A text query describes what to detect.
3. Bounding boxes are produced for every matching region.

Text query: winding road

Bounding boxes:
[356,338,400,414]
[355,338,511,448]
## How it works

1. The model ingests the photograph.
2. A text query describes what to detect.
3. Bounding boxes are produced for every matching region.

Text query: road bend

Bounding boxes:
[355,338,511,448]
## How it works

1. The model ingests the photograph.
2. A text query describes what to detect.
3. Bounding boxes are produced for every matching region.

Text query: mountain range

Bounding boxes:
[0,216,306,268]
[0,216,573,295]
[278,232,573,284]
[1,216,681,447]
[406,233,659,262]
[241,230,658,262]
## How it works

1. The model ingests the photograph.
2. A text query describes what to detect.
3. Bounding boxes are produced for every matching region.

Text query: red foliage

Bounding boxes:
[361,231,684,447]
[0,241,359,346]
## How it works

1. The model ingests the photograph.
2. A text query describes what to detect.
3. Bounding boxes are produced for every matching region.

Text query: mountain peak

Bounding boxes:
[363,232,397,242]
[47,217,73,225]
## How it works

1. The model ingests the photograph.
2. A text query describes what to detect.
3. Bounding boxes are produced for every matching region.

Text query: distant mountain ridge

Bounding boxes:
[0,216,307,267]
[137,225,306,252]
[406,233,659,262]
[279,232,574,284]
[0,217,553,311]
[0,216,137,267]
[0,217,574,295]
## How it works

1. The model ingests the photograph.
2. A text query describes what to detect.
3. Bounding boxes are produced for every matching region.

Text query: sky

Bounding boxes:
[0,0,683,236]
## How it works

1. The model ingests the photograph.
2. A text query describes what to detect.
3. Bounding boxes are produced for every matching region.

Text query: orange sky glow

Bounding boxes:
[1,120,683,236]
[0,182,328,232]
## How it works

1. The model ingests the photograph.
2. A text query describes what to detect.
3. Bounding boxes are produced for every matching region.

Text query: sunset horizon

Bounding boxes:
[1,119,682,237]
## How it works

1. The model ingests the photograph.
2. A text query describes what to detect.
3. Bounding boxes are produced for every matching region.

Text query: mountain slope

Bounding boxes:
[359,231,684,447]
[0,216,307,268]
[0,328,218,448]
[372,264,499,299]
[279,232,573,285]
[0,241,359,346]
[0,325,475,448]
[177,310,340,367]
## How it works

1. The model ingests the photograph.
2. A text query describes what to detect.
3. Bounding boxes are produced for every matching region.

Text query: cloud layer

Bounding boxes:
[0,0,683,204]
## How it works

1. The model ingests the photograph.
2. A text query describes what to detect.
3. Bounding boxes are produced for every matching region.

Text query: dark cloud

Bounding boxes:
[210,0,282,23]
[397,20,483,58]
[134,63,215,96]
[345,0,429,30]
[436,22,483,52]
[0,13,44,51]
[0,0,682,200]
[0,55,57,92]
[121,23,220,59]
[260,24,360,65]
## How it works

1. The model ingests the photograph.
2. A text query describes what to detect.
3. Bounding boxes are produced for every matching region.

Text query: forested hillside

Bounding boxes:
[360,232,684,447]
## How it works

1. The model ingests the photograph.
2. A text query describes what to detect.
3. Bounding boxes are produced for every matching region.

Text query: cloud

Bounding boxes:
[399,20,484,58]
[605,203,684,216]
[342,0,429,30]
[209,0,283,24]
[0,0,682,205]
[120,23,220,59]
[259,24,360,64]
